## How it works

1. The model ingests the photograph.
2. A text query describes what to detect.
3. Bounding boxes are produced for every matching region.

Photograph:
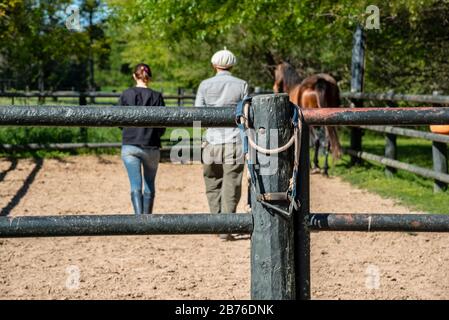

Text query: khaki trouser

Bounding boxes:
[202,143,245,214]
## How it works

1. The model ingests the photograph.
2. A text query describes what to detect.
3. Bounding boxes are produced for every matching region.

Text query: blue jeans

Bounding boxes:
[121,145,160,197]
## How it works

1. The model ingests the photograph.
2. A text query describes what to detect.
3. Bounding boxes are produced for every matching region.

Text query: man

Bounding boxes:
[195,49,248,241]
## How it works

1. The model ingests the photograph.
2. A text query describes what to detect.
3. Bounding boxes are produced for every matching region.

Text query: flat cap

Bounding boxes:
[211,49,237,69]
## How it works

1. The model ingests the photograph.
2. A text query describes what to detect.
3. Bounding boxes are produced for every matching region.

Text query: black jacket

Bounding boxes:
[118,87,166,148]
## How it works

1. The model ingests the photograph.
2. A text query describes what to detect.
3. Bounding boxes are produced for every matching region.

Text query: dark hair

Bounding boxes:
[134,63,152,83]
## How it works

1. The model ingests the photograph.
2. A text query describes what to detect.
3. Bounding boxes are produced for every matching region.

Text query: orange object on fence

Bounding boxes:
[430,125,449,135]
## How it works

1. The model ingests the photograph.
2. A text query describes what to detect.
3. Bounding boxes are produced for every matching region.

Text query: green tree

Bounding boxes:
[0,0,111,92]
[107,0,447,94]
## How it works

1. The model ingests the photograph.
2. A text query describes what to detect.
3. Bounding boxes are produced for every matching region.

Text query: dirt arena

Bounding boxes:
[1,155,449,300]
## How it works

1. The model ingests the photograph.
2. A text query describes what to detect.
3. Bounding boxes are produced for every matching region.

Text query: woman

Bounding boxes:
[118,63,165,214]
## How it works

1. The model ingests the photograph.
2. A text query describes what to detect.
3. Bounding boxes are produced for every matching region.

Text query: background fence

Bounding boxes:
[344,26,449,193]
[0,90,196,106]
[2,89,449,186]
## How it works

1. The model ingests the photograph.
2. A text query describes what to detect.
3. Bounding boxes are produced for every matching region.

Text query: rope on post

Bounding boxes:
[235,98,303,219]
[242,101,299,154]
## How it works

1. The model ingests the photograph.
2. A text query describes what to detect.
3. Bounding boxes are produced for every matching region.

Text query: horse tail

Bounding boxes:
[325,126,342,159]
[314,78,327,108]
[315,78,342,159]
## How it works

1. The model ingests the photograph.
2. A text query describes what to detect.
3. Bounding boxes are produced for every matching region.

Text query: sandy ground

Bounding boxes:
[0,155,448,300]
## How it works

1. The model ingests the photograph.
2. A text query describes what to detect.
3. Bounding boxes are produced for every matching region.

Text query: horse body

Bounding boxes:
[273,62,342,174]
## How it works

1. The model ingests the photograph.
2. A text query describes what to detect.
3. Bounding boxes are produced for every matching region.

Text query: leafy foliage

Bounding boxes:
[107,0,448,93]
[0,0,111,91]
[2,1,448,93]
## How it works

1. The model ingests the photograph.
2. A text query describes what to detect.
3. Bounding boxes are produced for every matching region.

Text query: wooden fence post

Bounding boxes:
[250,94,296,300]
[89,90,95,105]
[350,24,366,165]
[432,91,448,192]
[295,119,311,300]
[385,91,398,177]
[433,141,448,192]
[178,87,184,107]
[25,86,30,106]
[79,92,88,143]
[51,87,58,103]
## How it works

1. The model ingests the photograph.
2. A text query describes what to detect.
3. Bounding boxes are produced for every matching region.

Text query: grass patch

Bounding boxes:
[323,129,449,214]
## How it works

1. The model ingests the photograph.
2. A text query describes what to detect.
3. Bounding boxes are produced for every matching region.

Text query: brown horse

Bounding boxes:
[273,61,342,175]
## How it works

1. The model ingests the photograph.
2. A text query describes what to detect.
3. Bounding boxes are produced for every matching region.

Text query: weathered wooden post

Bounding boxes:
[250,94,297,300]
[51,87,58,103]
[38,78,45,105]
[432,91,448,192]
[178,87,184,107]
[350,24,366,165]
[385,91,398,177]
[79,91,88,143]
[295,119,311,300]
[433,141,448,192]
[89,90,96,105]
[24,86,29,106]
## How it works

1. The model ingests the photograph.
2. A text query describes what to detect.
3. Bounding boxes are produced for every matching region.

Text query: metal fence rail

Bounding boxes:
[5,90,449,105]
[0,142,122,150]
[309,213,449,232]
[0,91,195,100]
[345,148,449,183]
[0,90,196,108]
[0,105,234,127]
[2,105,449,127]
[0,142,201,151]
[0,214,253,238]
[342,91,449,105]
[3,213,449,238]
[300,107,449,126]
[359,125,449,144]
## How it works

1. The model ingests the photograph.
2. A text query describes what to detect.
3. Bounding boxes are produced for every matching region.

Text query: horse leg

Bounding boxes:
[313,136,320,169]
[310,127,321,174]
[323,139,331,176]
